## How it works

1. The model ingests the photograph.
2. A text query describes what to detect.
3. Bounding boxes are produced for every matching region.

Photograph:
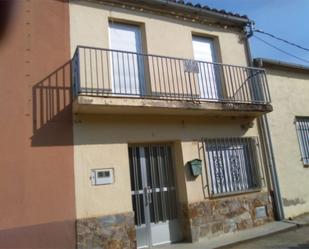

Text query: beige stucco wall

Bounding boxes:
[73,141,132,219]
[266,69,309,218]
[73,114,266,218]
[69,1,248,65]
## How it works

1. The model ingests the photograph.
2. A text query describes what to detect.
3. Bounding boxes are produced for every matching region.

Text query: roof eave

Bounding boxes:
[87,0,251,27]
[254,58,309,74]
[150,0,250,26]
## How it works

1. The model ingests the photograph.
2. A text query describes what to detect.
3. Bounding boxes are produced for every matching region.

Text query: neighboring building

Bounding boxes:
[255,58,309,219]
[0,0,76,248]
[0,0,284,248]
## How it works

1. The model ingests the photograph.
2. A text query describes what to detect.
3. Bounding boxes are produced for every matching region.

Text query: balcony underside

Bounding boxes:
[73,95,272,117]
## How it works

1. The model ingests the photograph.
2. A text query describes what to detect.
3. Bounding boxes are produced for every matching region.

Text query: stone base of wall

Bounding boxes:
[182,192,274,242]
[76,212,136,249]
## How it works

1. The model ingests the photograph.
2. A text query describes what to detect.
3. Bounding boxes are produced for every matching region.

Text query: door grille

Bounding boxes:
[129,145,177,226]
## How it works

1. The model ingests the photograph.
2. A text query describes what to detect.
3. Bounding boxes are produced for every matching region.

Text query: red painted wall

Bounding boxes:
[0,0,76,248]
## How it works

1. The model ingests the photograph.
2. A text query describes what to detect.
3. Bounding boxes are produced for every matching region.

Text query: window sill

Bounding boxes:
[209,187,263,199]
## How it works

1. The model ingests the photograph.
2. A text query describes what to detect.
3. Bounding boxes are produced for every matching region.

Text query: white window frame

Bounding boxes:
[295,117,309,166]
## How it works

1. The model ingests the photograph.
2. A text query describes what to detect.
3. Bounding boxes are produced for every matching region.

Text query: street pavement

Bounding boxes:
[228,226,309,249]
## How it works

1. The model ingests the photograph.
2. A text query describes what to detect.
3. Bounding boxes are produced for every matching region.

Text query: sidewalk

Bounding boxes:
[159,221,297,249]
[159,213,309,249]
[285,213,309,227]
[228,225,309,249]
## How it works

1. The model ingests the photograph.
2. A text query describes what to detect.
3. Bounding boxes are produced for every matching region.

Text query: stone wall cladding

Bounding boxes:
[76,212,136,249]
[183,192,274,242]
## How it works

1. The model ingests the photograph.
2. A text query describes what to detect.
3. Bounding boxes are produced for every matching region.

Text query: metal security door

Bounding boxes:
[129,145,182,248]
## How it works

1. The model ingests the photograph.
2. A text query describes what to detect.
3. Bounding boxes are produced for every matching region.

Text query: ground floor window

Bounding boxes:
[203,137,262,196]
[295,117,309,165]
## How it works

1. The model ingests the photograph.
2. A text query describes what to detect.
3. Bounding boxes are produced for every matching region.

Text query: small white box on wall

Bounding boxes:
[91,168,114,185]
[256,206,267,219]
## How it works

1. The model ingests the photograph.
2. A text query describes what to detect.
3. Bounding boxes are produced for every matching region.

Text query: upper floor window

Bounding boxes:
[192,36,221,100]
[203,137,262,196]
[295,117,309,165]
[108,22,145,95]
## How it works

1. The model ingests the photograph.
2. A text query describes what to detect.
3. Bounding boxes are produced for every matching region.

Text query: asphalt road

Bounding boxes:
[228,226,309,249]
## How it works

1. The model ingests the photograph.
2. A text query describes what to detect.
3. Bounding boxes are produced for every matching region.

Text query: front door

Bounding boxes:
[192,36,221,100]
[109,22,145,95]
[128,144,182,248]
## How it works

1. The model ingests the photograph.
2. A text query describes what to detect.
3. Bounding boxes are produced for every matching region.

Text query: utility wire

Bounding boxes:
[253,35,309,64]
[254,29,309,52]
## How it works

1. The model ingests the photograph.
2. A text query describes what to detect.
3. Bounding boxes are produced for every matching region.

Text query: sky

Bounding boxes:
[187,0,309,66]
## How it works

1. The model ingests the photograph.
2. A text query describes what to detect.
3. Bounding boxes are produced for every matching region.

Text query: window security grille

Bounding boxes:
[203,137,262,196]
[295,117,309,165]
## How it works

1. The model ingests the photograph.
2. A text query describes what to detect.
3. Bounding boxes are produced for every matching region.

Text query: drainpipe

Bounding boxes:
[244,22,285,220]
[257,116,285,220]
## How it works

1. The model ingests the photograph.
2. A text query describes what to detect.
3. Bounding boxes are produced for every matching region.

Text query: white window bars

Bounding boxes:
[295,117,309,165]
[203,137,262,196]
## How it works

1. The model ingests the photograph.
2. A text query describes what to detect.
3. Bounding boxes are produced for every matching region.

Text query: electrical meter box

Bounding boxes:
[91,168,114,185]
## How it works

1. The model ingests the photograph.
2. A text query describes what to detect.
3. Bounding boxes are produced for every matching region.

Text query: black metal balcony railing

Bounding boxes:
[72,46,271,105]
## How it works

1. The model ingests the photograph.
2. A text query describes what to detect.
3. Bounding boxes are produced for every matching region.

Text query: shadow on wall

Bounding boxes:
[30,59,250,147]
[0,219,75,249]
[31,61,73,146]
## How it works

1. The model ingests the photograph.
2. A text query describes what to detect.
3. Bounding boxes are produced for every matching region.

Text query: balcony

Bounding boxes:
[72,46,272,116]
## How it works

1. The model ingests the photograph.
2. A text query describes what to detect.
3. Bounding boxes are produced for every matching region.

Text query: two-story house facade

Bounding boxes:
[69,1,275,248]
[0,0,281,248]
